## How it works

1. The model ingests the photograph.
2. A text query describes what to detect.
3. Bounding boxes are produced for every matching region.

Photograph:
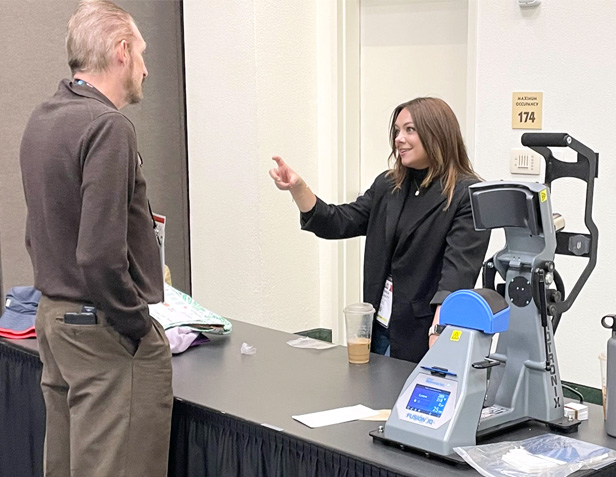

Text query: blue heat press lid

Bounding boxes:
[439,289,509,334]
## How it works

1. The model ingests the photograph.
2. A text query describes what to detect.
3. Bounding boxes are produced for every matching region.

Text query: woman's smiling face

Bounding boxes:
[394,107,429,170]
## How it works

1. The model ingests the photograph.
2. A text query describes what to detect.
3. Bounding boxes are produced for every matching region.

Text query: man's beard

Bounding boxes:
[124,60,144,105]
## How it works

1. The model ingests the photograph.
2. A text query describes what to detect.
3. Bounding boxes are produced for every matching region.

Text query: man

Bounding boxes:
[20,1,173,476]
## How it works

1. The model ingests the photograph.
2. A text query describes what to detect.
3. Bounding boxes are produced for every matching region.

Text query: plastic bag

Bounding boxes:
[454,433,616,477]
[240,342,256,355]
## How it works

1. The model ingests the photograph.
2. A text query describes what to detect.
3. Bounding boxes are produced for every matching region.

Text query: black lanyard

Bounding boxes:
[137,152,158,231]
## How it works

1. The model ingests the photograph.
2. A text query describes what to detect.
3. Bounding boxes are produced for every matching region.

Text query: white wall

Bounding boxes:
[472,0,616,388]
[184,1,325,334]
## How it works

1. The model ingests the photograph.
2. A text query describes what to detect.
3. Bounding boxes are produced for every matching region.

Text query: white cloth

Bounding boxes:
[165,326,200,354]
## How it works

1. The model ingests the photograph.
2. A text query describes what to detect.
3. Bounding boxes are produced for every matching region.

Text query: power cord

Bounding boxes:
[562,383,584,403]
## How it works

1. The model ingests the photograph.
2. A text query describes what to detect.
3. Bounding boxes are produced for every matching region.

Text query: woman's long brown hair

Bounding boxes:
[386,97,479,209]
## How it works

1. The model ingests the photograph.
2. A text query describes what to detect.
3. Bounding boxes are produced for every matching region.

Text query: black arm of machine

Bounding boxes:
[521,133,599,330]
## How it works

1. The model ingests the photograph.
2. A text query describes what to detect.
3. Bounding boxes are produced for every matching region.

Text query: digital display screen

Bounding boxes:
[406,384,451,418]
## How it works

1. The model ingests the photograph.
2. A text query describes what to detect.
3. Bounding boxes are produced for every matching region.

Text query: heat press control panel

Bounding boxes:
[395,373,458,429]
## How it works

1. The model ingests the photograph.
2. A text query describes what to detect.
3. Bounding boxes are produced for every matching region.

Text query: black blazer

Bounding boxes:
[301,171,490,362]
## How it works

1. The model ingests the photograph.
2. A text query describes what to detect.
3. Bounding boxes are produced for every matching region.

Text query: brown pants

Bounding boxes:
[35,296,173,477]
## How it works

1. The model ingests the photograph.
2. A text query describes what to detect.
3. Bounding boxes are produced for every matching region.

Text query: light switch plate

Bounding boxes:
[510,148,542,175]
[518,0,541,6]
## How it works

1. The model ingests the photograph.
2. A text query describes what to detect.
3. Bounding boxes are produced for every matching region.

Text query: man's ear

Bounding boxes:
[116,39,130,66]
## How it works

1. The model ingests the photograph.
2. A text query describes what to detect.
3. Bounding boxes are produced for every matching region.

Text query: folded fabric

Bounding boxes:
[149,283,232,335]
[165,326,210,354]
[0,286,41,339]
[0,328,37,339]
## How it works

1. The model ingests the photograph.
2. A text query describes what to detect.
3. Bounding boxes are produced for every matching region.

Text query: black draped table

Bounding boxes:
[2,319,616,477]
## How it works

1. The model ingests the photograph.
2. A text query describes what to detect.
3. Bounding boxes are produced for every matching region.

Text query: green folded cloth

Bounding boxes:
[149,283,232,335]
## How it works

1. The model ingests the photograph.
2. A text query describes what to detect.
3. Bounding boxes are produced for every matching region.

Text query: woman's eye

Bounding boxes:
[406,127,415,133]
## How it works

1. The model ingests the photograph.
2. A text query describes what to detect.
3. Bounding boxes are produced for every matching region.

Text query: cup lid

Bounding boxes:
[344,302,375,314]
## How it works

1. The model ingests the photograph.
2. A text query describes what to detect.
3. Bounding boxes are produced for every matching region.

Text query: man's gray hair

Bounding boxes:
[66,0,136,75]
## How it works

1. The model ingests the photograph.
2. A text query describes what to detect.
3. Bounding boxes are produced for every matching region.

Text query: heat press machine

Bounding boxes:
[371,132,599,460]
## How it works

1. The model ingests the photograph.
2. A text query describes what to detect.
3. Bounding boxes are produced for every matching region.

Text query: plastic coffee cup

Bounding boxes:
[600,352,607,420]
[343,303,375,364]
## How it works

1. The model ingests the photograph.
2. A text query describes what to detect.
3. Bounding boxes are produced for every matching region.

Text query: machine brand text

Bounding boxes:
[546,330,561,408]
[406,413,435,426]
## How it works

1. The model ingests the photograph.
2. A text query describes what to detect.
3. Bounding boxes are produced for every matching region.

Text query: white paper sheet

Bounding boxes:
[292,404,379,428]
[360,409,391,421]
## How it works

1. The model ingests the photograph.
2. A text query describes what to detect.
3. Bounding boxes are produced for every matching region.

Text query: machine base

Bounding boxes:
[370,416,580,464]
[369,428,467,465]
[476,416,581,440]
[476,416,530,440]
[547,416,581,434]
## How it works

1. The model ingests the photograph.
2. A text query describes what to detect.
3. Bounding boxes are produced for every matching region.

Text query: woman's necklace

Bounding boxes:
[413,177,421,196]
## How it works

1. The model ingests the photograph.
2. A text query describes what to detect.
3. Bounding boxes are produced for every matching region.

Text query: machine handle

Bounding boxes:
[471,358,501,369]
[602,314,616,330]
[521,133,571,147]
[522,133,599,320]
[419,365,457,377]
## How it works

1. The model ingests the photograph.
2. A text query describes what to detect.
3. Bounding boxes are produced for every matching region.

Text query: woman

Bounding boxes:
[269,97,490,362]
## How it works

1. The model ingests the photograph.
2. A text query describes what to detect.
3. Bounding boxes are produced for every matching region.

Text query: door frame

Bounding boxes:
[326,0,478,343]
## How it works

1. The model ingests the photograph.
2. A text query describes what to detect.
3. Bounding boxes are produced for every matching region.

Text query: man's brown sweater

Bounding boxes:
[20,79,163,340]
